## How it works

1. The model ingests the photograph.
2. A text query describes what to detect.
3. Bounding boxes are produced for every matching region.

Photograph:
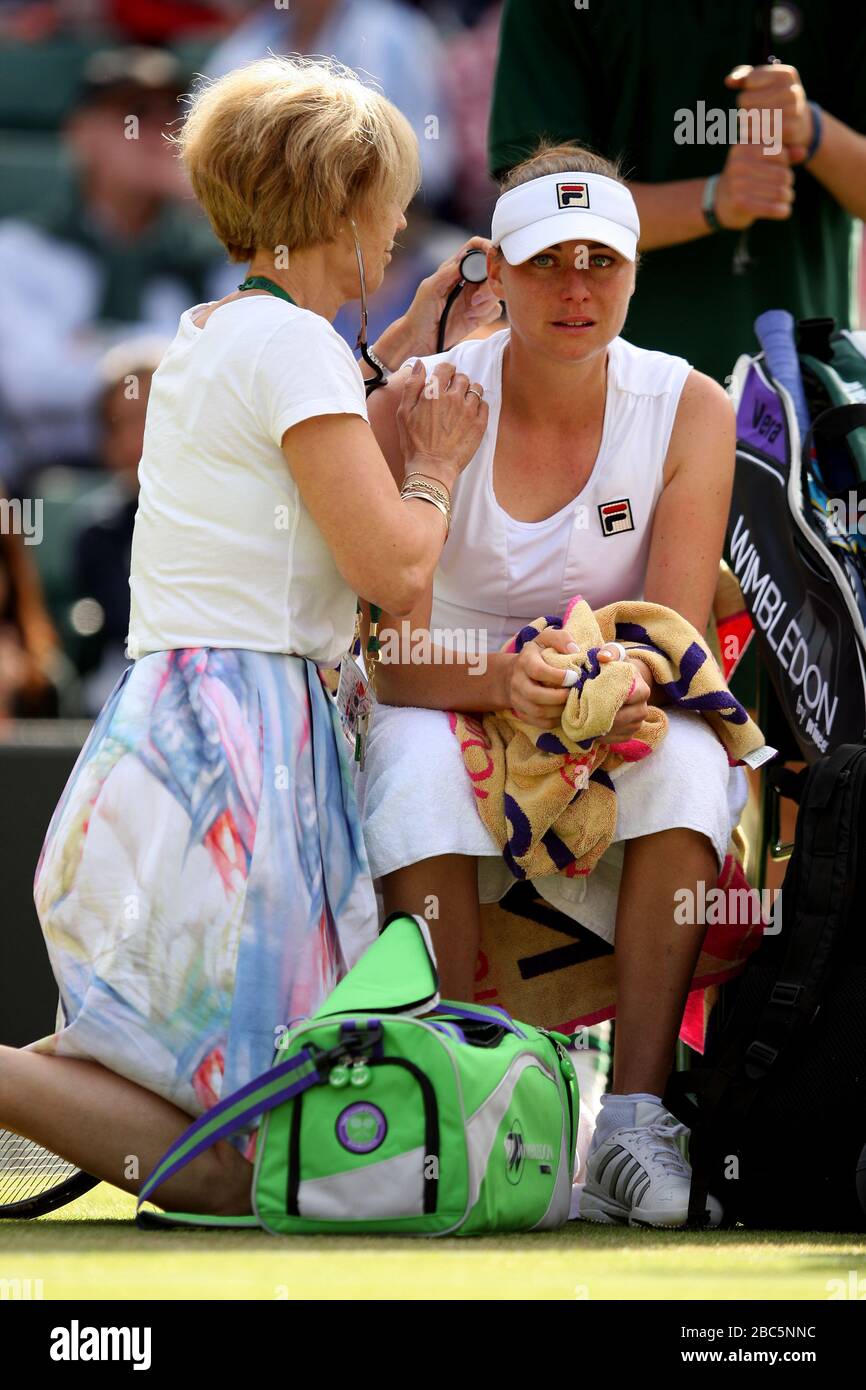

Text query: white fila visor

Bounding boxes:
[491,171,640,264]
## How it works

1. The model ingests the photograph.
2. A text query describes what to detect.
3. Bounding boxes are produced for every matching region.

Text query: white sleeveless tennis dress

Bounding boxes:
[354,329,748,943]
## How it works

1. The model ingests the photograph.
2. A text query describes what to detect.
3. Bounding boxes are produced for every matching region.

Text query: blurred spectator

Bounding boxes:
[205,0,456,209]
[0,46,230,487]
[106,1,237,44]
[441,0,501,229]
[69,336,166,713]
[489,0,866,384]
[0,3,101,43]
[0,500,79,719]
[0,2,239,42]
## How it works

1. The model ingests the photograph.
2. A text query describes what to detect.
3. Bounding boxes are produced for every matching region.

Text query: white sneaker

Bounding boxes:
[577,1101,723,1229]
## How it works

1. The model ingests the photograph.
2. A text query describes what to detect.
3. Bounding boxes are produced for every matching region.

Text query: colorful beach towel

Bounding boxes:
[451,594,775,882]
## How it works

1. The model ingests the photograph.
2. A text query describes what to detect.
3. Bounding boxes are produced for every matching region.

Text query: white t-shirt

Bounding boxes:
[126,295,368,666]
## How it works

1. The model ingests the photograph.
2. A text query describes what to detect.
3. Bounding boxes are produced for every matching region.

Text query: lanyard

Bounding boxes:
[237,274,298,304]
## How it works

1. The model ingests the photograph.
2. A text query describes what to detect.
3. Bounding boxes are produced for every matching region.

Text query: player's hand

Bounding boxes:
[725,62,814,162]
[596,651,652,745]
[397,361,488,489]
[504,628,581,729]
[399,236,502,355]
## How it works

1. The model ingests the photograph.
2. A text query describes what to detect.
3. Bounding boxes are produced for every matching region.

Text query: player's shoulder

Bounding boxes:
[609,335,694,399]
[403,326,510,377]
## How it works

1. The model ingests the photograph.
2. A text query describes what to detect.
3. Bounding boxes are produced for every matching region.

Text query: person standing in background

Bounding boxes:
[69,338,167,715]
[489,0,866,384]
[0,47,228,486]
[0,514,78,719]
[206,0,456,210]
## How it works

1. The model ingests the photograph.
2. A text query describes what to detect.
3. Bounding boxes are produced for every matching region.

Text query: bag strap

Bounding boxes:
[742,743,864,1081]
[136,1046,323,1223]
[431,1001,523,1035]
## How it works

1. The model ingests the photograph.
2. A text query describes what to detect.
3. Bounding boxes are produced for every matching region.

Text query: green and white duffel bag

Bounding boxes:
[137,914,579,1235]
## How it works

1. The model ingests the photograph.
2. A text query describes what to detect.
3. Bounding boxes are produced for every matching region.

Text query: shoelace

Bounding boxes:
[614,1116,691,1177]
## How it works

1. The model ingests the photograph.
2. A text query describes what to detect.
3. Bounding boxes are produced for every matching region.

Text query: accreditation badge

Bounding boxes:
[335,652,373,769]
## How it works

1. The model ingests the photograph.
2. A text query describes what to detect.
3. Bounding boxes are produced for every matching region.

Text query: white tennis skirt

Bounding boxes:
[353,702,749,946]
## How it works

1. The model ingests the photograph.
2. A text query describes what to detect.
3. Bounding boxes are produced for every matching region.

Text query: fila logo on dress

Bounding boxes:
[556,181,590,209]
[598,498,634,536]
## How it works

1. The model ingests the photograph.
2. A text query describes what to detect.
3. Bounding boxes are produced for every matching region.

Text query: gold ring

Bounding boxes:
[466,386,484,401]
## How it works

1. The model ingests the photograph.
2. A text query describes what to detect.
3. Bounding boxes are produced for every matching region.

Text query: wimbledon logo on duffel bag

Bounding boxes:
[729,513,839,751]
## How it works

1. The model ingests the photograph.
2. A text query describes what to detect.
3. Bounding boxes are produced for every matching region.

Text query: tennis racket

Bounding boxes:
[0,1128,98,1218]
[754,307,811,438]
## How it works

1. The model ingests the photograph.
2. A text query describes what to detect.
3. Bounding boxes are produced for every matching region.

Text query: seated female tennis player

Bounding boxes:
[0,55,504,1217]
[356,141,747,1228]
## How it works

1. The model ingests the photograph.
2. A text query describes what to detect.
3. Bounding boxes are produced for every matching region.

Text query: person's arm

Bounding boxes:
[365,374,516,709]
[630,135,797,250]
[630,141,794,250]
[640,371,736,688]
[281,363,485,619]
[725,63,866,221]
[620,372,734,707]
[628,180,714,251]
[800,109,866,222]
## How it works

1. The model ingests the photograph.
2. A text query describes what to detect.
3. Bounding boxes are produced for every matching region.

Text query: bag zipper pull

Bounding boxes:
[350,1058,371,1088]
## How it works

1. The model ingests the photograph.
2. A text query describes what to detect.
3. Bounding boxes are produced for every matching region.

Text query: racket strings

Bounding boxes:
[0,1128,79,1207]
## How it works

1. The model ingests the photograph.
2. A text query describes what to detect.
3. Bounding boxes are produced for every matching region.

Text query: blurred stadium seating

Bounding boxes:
[0,36,213,219]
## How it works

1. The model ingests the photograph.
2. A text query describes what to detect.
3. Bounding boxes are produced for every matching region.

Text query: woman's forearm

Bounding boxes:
[374,638,515,712]
[629,179,714,251]
[804,108,866,222]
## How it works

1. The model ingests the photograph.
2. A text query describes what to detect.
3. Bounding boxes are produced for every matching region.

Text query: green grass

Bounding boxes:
[0,1186,864,1299]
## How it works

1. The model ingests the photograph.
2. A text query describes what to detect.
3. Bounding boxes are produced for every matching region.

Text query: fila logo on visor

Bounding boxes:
[557,181,590,209]
[599,498,634,536]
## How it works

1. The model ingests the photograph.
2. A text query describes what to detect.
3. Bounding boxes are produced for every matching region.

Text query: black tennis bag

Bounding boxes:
[728,317,866,763]
[666,742,866,1230]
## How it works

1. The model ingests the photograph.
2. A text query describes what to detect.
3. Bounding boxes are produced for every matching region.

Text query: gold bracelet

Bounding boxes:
[402,472,453,499]
[401,490,450,535]
[401,483,451,513]
[400,477,451,509]
[400,483,452,524]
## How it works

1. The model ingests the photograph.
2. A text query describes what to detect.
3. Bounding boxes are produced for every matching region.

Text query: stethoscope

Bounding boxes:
[352,222,489,397]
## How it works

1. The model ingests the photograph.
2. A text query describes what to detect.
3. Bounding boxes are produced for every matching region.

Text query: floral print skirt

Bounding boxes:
[28,648,378,1155]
